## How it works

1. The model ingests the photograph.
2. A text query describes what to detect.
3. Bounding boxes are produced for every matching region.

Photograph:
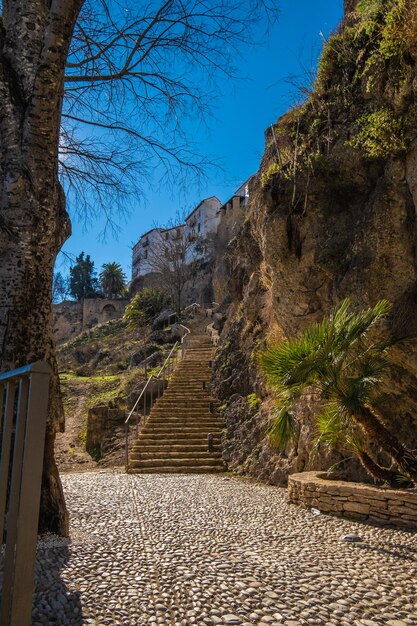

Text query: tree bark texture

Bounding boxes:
[355,405,417,481]
[357,450,400,487]
[0,0,83,535]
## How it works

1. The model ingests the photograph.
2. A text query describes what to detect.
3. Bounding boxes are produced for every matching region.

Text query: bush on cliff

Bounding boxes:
[124,288,171,329]
[260,298,417,487]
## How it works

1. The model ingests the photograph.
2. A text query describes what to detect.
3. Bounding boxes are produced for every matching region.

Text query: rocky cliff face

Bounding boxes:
[213,0,417,484]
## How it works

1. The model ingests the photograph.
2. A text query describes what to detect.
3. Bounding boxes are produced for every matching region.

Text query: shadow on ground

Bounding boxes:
[32,536,83,626]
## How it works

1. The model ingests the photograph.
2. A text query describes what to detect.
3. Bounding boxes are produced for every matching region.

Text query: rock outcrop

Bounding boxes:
[213,0,417,485]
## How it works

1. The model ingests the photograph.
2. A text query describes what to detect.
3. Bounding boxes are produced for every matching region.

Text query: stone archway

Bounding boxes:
[101,304,117,320]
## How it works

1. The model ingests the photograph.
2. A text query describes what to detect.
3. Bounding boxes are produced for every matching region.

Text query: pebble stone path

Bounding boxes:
[32,471,417,626]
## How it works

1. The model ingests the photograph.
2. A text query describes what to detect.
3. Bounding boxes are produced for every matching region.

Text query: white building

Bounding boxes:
[132,197,221,278]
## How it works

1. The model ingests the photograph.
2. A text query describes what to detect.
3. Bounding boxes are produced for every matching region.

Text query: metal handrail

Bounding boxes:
[0,362,52,626]
[124,324,191,471]
[155,343,178,379]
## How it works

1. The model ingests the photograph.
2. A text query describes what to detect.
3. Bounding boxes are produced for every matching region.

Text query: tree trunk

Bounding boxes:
[0,0,83,535]
[354,405,417,481]
[357,450,401,488]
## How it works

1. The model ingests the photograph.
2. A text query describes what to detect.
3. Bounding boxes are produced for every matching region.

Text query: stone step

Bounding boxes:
[148,409,224,416]
[149,410,217,417]
[171,368,211,376]
[128,333,223,474]
[155,397,213,403]
[140,430,223,438]
[129,457,223,468]
[154,400,213,407]
[168,377,211,381]
[162,380,211,384]
[134,429,221,447]
[161,388,211,393]
[128,466,225,474]
[142,421,221,428]
[137,438,221,447]
[148,412,221,418]
[145,423,223,431]
[151,408,216,414]
[147,414,222,421]
[137,429,221,437]
[169,373,211,378]
[145,422,223,429]
[130,451,223,460]
[131,442,220,451]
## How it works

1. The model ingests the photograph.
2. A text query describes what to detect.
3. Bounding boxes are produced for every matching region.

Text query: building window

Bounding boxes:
[197,223,201,233]
[165,232,169,240]
[144,249,148,259]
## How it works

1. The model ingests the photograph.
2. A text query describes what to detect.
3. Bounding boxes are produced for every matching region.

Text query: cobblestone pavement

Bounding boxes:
[33,472,417,626]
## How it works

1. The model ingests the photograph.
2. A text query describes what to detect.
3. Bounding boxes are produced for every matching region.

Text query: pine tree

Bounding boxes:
[69,252,101,300]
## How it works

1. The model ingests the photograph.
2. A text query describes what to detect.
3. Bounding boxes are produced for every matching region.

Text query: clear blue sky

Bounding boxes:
[58,0,344,279]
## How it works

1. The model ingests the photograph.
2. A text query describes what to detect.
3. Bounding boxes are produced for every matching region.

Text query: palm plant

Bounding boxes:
[260,299,417,486]
[99,262,127,299]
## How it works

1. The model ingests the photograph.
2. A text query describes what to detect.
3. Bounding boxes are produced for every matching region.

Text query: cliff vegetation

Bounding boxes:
[213,0,417,485]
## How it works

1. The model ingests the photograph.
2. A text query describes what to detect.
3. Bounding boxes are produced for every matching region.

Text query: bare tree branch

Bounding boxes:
[58,0,278,228]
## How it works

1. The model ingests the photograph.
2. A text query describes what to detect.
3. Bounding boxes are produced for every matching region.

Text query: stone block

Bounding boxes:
[389,517,417,529]
[343,501,370,514]
[388,505,407,515]
[400,514,417,523]
[367,498,388,509]
[368,511,390,520]
[313,501,333,512]
[342,511,368,521]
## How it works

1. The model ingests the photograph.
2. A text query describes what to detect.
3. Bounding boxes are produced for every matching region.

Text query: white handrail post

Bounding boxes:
[0,362,52,626]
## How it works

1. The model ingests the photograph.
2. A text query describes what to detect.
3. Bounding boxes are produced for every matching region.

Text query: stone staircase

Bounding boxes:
[128,334,225,473]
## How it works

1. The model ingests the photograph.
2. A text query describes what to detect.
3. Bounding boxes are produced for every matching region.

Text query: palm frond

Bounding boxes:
[268,407,298,449]
[259,319,331,390]
[394,472,414,487]
[314,401,349,450]
[345,431,366,454]
[331,299,392,354]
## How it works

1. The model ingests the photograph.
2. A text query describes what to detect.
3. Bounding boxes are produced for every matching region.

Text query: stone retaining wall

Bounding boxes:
[53,298,128,344]
[288,471,417,529]
[86,406,126,457]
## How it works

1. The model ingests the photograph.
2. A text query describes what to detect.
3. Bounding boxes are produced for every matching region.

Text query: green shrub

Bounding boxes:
[261,162,280,187]
[124,288,170,328]
[356,0,387,36]
[347,108,406,158]
[247,393,261,410]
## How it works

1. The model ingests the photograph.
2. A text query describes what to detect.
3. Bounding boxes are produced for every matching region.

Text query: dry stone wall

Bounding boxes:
[86,406,126,458]
[288,471,417,529]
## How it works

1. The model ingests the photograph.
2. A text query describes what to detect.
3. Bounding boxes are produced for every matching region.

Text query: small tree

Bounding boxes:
[99,262,127,299]
[146,217,202,316]
[52,272,69,303]
[124,288,171,328]
[69,252,101,300]
[260,299,417,486]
